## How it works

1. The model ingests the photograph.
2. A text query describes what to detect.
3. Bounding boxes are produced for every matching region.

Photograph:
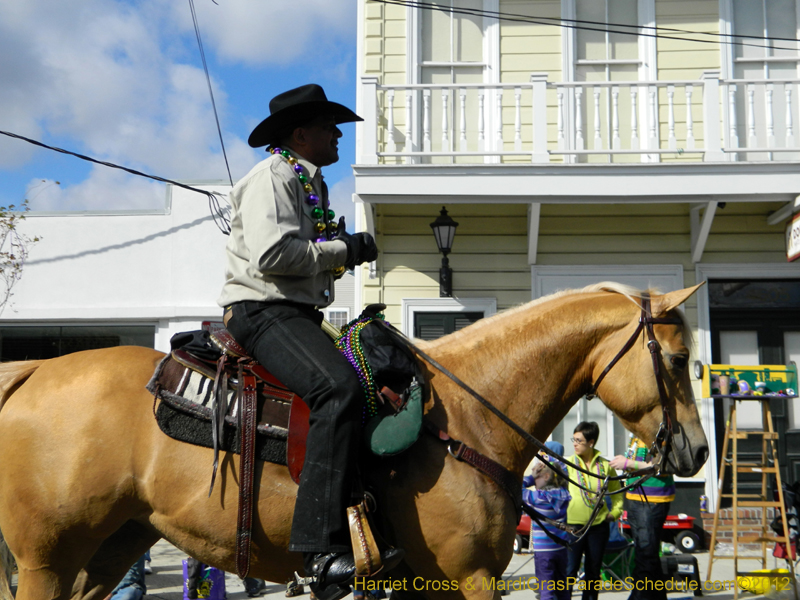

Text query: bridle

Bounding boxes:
[584,292,683,470]
[377,292,686,541]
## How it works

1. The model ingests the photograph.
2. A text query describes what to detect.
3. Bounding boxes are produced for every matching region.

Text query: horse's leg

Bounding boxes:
[71,521,160,600]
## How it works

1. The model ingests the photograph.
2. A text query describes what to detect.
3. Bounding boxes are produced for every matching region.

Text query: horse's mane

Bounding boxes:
[421,281,692,350]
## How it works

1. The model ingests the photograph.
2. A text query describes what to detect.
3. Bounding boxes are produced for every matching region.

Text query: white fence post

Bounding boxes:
[702,71,725,161]
[360,76,379,165]
[530,73,549,162]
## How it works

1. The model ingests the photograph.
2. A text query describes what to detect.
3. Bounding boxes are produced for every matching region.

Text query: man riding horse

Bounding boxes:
[217,83,403,600]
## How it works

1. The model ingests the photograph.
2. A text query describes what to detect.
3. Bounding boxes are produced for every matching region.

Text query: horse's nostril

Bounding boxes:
[695,445,709,468]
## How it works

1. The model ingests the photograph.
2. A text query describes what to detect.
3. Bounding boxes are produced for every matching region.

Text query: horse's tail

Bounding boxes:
[0,359,44,413]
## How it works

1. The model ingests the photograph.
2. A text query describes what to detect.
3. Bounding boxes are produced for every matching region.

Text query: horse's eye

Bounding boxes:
[670,355,688,369]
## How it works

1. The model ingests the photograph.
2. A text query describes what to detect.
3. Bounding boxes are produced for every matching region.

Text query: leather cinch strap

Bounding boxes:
[236,372,259,578]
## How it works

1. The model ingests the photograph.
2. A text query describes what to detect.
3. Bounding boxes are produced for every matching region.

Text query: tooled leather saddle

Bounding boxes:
[147,309,424,580]
[147,328,312,579]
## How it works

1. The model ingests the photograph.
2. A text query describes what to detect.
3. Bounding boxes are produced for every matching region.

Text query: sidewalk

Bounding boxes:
[140,540,798,600]
[10,539,797,599]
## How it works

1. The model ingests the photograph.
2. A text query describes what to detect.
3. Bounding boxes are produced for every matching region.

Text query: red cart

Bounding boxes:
[621,512,701,553]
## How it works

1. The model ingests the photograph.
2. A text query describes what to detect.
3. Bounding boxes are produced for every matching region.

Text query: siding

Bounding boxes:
[366,200,789,330]
[656,0,720,162]
[365,0,731,164]
[365,204,531,326]
[499,0,563,162]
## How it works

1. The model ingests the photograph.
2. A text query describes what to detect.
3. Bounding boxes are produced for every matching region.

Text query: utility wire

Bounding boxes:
[0,129,231,235]
[374,0,800,53]
[188,0,234,188]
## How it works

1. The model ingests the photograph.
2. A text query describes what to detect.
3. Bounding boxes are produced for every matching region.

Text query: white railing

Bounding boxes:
[360,72,800,164]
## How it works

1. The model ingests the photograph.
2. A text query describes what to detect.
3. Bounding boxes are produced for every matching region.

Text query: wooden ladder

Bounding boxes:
[706,398,798,599]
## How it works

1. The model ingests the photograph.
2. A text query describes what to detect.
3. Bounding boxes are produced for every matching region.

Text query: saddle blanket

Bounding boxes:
[147,353,295,466]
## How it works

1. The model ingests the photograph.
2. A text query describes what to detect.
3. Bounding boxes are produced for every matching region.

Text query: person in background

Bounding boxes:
[522,448,571,600]
[610,436,675,600]
[244,577,268,598]
[108,555,146,600]
[565,421,623,600]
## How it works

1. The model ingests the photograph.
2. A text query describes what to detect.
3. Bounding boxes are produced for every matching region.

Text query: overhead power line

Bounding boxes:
[188,0,234,188]
[373,0,800,53]
[0,129,231,235]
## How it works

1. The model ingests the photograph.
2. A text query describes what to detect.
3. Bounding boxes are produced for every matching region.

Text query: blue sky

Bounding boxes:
[0,0,359,226]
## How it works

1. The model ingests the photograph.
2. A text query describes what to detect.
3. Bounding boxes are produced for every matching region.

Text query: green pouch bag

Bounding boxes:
[364,384,423,456]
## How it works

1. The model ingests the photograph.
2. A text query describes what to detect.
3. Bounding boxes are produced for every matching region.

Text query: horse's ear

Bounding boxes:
[651,282,705,315]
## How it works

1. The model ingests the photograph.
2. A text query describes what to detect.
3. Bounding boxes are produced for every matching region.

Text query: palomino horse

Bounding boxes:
[0,283,708,600]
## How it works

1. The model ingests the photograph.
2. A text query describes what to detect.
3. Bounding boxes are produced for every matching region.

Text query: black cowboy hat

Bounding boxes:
[248,84,363,148]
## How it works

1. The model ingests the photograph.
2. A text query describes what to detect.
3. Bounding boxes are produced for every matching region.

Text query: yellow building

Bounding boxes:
[352,0,800,526]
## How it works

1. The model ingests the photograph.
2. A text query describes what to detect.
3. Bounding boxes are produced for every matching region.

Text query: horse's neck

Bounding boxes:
[423,294,627,476]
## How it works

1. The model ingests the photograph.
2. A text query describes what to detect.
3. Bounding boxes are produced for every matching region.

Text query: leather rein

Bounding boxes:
[378,292,683,542]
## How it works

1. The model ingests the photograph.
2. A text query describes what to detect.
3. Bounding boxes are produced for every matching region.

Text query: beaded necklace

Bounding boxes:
[575,453,604,508]
[335,315,384,421]
[268,146,345,277]
[268,146,336,242]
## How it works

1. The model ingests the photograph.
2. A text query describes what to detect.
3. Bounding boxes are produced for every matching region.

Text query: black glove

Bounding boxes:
[336,217,378,270]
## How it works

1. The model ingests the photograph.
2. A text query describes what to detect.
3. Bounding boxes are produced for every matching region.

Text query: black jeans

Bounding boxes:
[226,301,364,554]
[566,522,610,600]
[625,498,670,600]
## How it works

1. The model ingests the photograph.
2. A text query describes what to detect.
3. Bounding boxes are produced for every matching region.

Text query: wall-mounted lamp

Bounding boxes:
[429,206,459,297]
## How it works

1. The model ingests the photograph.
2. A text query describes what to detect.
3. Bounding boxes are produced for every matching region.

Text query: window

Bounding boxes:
[728,0,800,157]
[401,297,497,337]
[575,0,640,82]
[0,325,155,361]
[413,311,484,340]
[325,309,350,329]
[416,0,488,161]
[565,0,653,162]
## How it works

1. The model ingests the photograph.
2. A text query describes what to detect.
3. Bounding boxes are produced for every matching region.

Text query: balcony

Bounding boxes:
[355,73,800,205]
[360,72,800,164]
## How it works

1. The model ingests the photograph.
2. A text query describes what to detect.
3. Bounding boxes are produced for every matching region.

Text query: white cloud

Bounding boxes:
[170,0,356,68]
[0,0,356,211]
[25,169,164,212]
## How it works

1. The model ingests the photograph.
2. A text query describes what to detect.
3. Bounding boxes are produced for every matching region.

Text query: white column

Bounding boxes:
[359,76,379,165]
[459,88,467,153]
[728,84,739,157]
[747,84,757,148]
[575,87,584,151]
[667,85,676,150]
[496,90,504,152]
[701,71,724,161]
[557,88,566,151]
[766,83,775,149]
[423,89,431,153]
[441,90,449,153]
[387,89,396,154]
[648,85,658,150]
[514,87,522,152]
[593,87,602,149]
[530,73,549,162]
[478,90,486,153]
[630,87,639,151]
[612,86,621,150]
[686,85,695,150]
[786,86,795,148]
[405,89,413,164]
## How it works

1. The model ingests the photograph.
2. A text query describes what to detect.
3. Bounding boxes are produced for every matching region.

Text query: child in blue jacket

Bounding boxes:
[523,447,571,600]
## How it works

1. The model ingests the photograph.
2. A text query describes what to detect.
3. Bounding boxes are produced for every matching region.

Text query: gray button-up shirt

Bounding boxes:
[217,149,348,309]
